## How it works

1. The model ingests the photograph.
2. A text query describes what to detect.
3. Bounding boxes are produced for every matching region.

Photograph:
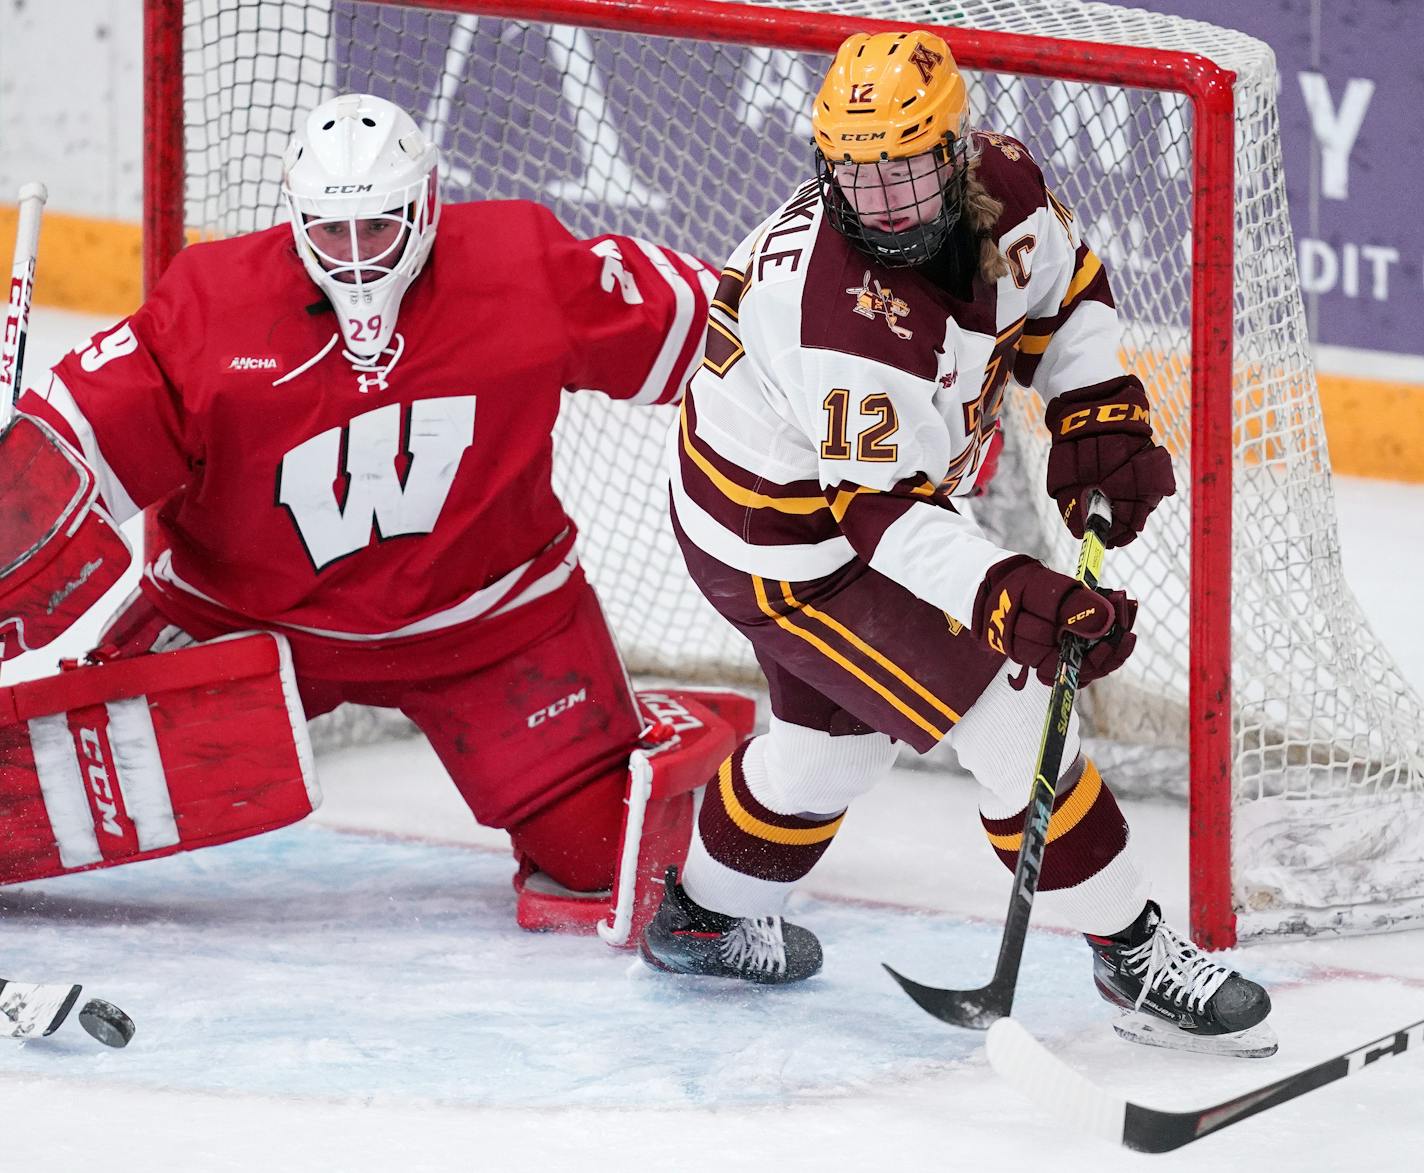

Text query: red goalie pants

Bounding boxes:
[100,577,642,892]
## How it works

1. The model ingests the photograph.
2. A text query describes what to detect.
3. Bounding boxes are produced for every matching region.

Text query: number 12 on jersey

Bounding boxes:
[820,388,899,462]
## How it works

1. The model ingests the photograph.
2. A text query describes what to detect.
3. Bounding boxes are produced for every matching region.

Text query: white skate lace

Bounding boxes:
[719,917,787,976]
[1123,920,1230,1014]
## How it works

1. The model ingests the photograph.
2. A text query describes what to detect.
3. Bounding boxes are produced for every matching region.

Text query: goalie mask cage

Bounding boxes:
[144,0,1424,948]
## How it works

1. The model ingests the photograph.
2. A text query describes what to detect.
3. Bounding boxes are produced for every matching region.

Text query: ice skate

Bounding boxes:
[1087,901,1277,1057]
[639,867,822,984]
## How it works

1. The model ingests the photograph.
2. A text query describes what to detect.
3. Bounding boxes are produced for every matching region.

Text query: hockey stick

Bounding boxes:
[1,182,48,426]
[884,492,1113,1028]
[987,1013,1424,1153]
[0,979,134,1047]
[0,183,48,667]
[0,978,81,1040]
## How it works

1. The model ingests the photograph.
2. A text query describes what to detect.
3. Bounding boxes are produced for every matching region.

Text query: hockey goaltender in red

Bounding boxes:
[0,94,753,1041]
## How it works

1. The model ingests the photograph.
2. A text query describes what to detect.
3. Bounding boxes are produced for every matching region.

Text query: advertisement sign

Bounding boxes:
[1145,0,1423,357]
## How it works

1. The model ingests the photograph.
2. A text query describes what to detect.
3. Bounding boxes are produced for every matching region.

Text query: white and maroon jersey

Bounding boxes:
[21,200,713,677]
[672,132,1130,627]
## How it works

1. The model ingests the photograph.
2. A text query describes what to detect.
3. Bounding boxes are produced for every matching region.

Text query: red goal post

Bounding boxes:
[139,0,1424,951]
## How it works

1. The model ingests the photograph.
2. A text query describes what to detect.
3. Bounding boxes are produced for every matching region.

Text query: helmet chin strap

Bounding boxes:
[857,218,953,267]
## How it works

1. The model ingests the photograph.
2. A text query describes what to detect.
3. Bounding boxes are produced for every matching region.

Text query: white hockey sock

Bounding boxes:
[681,722,896,918]
[745,718,897,816]
[1033,835,1152,937]
[681,820,800,918]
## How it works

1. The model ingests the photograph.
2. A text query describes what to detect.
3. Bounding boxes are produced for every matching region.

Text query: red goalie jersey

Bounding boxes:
[20,201,713,679]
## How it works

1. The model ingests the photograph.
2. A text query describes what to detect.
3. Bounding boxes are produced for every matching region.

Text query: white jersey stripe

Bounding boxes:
[487,548,580,620]
[664,259,719,405]
[36,373,141,524]
[628,240,697,405]
[667,273,718,406]
[27,714,103,869]
[105,697,180,852]
[148,541,578,642]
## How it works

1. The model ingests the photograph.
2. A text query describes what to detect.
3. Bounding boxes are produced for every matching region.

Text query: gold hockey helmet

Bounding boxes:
[812,31,973,268]
[812,30,969,164]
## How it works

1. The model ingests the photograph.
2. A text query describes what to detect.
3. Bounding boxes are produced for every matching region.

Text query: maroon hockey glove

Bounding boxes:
[972,555,1137,686]
[1044,379,1176,548]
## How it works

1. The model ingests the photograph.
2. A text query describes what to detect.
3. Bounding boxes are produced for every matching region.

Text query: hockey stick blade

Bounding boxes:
[882,963,1009,1029]
[0,979,82,1040]
[987,1015,1424,1154]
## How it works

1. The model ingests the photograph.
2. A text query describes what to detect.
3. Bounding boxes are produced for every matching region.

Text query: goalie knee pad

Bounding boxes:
[513,688,755,946]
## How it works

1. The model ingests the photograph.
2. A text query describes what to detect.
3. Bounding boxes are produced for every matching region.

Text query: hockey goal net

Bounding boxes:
[145,0,1424,947]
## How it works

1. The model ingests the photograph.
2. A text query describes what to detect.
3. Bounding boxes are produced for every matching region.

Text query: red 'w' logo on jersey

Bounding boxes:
[276,396,477,572]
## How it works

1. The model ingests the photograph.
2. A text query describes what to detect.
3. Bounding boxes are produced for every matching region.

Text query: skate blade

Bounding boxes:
[1111,1011,1279,1058]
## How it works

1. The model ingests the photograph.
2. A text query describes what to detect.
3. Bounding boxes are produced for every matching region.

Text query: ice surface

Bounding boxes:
[5,310,1424,1172]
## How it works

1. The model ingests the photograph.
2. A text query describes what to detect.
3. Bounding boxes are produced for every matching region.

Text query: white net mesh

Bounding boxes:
[170,0,1424,940]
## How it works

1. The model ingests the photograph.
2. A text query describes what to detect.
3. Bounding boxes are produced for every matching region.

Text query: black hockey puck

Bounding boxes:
[78,998,134,1048]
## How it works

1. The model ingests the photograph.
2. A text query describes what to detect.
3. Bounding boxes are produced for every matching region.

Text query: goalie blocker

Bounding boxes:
[0,632,319,882]
[0,415,131,660]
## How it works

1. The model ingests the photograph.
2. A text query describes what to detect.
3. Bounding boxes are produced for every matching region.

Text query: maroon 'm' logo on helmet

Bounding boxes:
[908,44,944,85]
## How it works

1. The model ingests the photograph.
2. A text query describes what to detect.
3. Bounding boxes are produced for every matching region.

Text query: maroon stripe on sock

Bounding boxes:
[980,757,1129,891]
[696,743,844,884]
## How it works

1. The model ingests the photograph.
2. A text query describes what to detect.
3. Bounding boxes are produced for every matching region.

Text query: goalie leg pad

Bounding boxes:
[513,688,755,944]
[0,416,131,660]
[0,632,319,884]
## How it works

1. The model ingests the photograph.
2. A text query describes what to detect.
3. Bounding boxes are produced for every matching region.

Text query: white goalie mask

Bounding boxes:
[282,93,440,359]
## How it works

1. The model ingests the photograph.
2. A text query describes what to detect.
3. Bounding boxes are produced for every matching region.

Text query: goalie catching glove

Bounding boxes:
[0,416,131,659]
[1044,379,1176,548]
[972,555,1136,686]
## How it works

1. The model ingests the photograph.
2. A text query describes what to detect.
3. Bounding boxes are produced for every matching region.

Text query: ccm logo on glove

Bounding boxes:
[1054,401,1151,435]
[986,590,1013,655]
[1044,378,1176,548]
[972,555,1138,687]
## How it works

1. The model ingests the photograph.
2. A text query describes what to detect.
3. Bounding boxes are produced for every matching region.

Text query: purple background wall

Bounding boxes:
[331,1,1420,359]
[1147,0,1423,356]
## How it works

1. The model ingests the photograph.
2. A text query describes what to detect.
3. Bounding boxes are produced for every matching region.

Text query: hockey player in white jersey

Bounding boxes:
[641,29,1274,1057]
